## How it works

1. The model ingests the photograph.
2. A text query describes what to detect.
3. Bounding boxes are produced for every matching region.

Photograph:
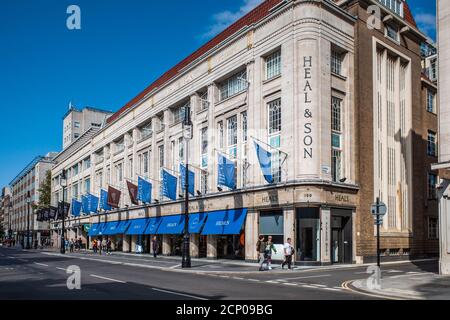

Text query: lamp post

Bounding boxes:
[60,169,67,254]
[26,191,31,249]
[182,105,192,269]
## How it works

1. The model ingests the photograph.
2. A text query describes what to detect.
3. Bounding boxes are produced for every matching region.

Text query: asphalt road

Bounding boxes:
[0,247,437,300]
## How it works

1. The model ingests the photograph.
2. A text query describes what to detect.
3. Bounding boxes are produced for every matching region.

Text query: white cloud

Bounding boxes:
[201,0,263,39]
[415,13,436,37]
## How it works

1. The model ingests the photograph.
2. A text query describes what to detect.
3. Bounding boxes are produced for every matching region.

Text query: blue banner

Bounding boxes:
[180,164,195,196]
[218,154,236,189]
[88,194,99,213]
[71,199,82,217]
[254,141,274,184]
[81,195,89,215]
[138,177,152,203]
[100,189,112,211]
[162,169,177,201]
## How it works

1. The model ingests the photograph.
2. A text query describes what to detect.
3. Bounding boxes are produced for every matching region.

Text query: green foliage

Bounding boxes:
[36,170,52,209]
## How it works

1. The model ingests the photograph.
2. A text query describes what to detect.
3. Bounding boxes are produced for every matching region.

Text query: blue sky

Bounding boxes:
[0,0,437,188]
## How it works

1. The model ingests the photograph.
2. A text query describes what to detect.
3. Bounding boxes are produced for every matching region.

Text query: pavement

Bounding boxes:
[0,246,443,300]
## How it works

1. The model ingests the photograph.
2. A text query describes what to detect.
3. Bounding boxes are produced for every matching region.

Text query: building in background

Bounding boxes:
[0,187,12,241]
[62,105,113,150]
[433,0,450,275]
[9,153,57,247]
[49,0,437,264]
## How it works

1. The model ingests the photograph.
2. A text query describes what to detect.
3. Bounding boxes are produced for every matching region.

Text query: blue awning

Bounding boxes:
[189,213,208,234]
[144,217,163,235]
[156,215,185,234]
[126,218,149,235]
[88,223,108,236]
[116,220,131,234]
[201,209,248,235]
[102,221,120,235]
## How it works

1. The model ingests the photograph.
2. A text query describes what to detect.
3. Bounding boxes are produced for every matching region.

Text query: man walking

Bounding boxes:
[151,236,160,258]
[256,235,267,271]
[282,238,294,270]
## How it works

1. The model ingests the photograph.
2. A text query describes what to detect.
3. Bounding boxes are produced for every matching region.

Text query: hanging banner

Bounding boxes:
[88,194,99,213]
[218,153,236,189]
[71,199,82,217]
[100,189,112,211]
[254,141,274,184]
[137,177,152,204]
[81,195,89,215]
[162,169,177,201]
[126,180,139,205]
[107,186,121,208]
[180,164,195,196]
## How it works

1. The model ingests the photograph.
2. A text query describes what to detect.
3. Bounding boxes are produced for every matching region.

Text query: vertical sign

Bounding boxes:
[298,40,320,177]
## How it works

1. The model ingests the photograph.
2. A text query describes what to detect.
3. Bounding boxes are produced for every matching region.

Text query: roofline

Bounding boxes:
[53,127,100,164]
[62,106,113,120]
[101,0,355,132]
[9,156,55,187]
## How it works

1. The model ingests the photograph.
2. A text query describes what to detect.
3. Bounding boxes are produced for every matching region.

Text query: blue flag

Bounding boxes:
[138,177,152,203]
[100,189,112,211]
[71,199,82,217]
[254,141,274,184]
[81,195,89,215]
[162,169,177,201]
[88,194,99,213]
[218,154,236,189]
[180,164,195,196]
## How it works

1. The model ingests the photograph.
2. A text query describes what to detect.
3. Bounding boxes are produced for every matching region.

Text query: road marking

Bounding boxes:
[311,284,327,288]
[265,280,280,284]
[302,284,321,289]
[34,263,49,267]
[247,279,261,282]
[232,277,244,280]
[323,287,343,292]
[283,283,298,286]
[341,280,403,300]
[169,264,181,269]
[56,267,66,271]
[276,274,331,281]
[90,274,126,283]
[7,256,16,259]
[152,288,208,300]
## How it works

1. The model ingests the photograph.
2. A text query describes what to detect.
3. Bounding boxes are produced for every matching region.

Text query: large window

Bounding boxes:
[115,163,123,184]
[331,49,343,76]
[268,99,282,183]
[158,145,164,169]
[331,97,343,182]
[428,173,437,200]
[259,211,284,247]
[227,115,238,159]
[428,217,439,240]
[427,90,436,114]
[218,121,224,149]
[265,50,281,80]
[219,70,248,101]
[140,121,153,141]
[83,157,91,171]
[173,102,189,124]
[296,208,320,262]
[428,131,437,157]
[201,127,208,168]
[385,24,400,42]
[378,0,403,17]
[84,178,91,194]
[139,151,149,176]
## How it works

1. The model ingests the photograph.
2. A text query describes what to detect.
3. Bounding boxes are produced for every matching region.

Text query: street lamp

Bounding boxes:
[26,191,31,249]
[182,105,192,269]
[60,169,67,254]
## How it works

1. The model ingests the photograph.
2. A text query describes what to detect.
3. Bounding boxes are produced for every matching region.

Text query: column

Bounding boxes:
[245,209,259,262]
[190,234,199,258]
[123,235,130,252]
[131,235,137,253]
[284,206,295,259]
[207,235,217,259]
[162,234,171,255]
[320,206,331,264]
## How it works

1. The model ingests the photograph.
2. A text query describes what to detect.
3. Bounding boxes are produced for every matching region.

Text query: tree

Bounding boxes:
[36,170,52,209]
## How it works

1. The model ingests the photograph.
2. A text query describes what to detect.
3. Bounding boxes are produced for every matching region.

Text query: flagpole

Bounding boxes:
[250,135,289,157]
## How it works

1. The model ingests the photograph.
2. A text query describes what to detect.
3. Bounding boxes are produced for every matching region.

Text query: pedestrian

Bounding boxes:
[101,238,107,255]
[256,235,267,271]
[106,238,112,255]
[266,236,277,270]
[78,238,83,251]
[281,238,294,270]
[69,239,74,253]
[98,238,103,255]
[151,236,160,258]
[93,239,98,254]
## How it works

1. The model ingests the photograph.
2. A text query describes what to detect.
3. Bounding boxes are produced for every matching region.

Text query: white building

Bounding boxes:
[433,0,450,275]
[62,105,113,150]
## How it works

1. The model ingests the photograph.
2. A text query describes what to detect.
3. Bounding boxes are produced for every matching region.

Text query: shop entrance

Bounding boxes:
[296,207,320,262]
[330,209,352,264]
[199,235,207,258]
[217,234,244,260]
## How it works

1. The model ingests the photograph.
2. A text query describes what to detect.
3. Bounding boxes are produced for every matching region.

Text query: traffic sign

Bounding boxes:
[371,201,387,216]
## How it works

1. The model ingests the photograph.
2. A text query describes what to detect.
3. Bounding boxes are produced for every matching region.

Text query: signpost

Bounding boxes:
[371,198,387,268]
